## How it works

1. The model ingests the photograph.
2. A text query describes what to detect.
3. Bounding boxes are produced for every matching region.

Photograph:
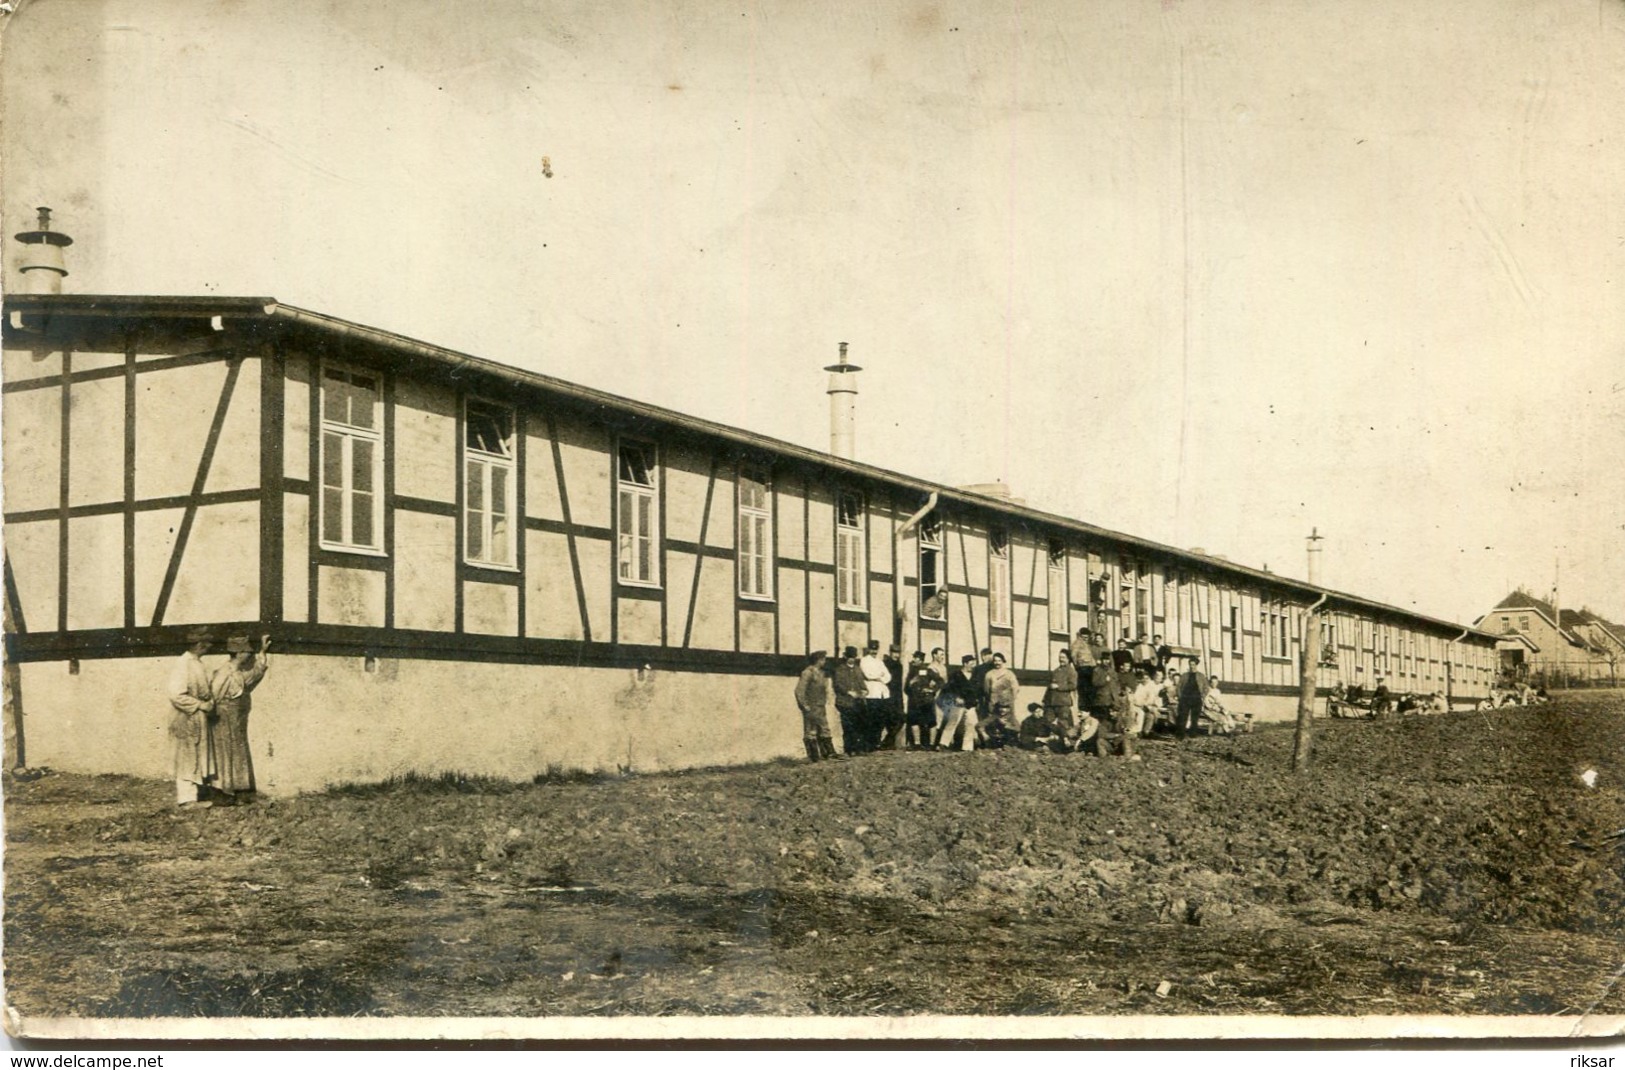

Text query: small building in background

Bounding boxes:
[1473,590,1618,688]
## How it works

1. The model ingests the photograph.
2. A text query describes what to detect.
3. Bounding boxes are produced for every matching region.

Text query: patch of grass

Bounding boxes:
[324,770,525,797]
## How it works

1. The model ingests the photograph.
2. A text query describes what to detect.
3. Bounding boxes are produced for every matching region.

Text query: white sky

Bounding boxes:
[4,0,1622,627]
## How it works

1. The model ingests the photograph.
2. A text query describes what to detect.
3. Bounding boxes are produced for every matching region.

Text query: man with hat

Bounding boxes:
[1070,627,1101,710]
[859,639,892,753]
[934,654,980,751]
[832,646,868,755]
[794,650,839,762]
[168,628,217,807]
[878,643,908,750]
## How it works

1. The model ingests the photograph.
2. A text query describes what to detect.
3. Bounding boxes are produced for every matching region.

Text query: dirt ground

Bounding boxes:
[4,693,1624,1022]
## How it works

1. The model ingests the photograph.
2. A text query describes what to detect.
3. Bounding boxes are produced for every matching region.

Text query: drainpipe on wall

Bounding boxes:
[892,492,939,649]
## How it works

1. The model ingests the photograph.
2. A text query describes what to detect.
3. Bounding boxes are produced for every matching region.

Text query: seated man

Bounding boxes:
[1016,703,1067,752]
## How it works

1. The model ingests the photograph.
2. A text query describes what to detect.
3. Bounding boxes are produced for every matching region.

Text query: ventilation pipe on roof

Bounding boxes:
[824,342,861,460]
[1307,527,1324,586]
[14,207,72,294]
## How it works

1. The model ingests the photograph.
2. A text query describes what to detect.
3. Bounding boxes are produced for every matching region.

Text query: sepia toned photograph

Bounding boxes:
[1,0,1622,1043]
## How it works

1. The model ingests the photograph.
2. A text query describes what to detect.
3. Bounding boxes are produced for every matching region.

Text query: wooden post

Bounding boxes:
[2,586,23,771]
[1293,602,1322,773]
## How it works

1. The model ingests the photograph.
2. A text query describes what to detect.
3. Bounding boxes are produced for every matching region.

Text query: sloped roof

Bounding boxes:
[5,292,1504,643]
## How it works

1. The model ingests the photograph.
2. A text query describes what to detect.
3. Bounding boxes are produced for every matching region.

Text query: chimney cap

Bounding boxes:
[15,206,73,247]
[823,341,862,374]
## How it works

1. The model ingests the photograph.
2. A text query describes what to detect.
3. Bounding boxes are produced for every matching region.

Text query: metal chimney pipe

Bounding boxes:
[14,206,72,294]
[823,341,862,459]
[1306,527,1324,587]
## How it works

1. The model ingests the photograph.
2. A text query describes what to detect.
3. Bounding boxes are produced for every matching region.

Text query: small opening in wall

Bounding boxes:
[67,659,80,675]
[363,655,379,674]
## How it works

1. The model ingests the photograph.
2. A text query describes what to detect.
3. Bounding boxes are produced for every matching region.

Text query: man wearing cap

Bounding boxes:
[832,647,867,755]
[794,651,839,762]
[934,654,979,751]
[903,649,945,750]
[168,629,216,808]
[878,643,907,750]
[1070,627,1101,711]
[859,640,891,753]
[1175,658,1211,740]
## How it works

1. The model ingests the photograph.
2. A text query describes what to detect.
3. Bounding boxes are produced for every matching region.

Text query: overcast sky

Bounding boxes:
[4,0,1622,627]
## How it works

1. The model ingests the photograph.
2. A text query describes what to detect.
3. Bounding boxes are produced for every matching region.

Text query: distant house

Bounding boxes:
[1472,591,1617,686]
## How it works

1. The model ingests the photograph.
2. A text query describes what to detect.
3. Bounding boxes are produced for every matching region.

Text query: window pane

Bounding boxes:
[323,371,349,424]
[352,439,375,493]
[322,434,343,489]
[467,406,512,456]
[467,505,484,560]
[322,487,344,543]
[491,517,508,565]
[491,465,508,518]
[466,459,486,513]
[350,376,377,429]
[637,497,653,579]
[352,491,375,547]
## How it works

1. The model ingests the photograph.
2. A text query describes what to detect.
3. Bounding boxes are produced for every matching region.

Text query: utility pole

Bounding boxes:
[1293,528,1327,773]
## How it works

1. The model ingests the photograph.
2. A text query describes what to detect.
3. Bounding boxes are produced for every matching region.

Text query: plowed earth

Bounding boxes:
[5,694,1624,1021]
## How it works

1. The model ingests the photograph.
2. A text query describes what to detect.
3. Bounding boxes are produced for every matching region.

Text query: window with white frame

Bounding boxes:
[738,467,773,600]
[989,530,1012,628]
[320,364,385,553]
[836,493,865,610]
[616,442,659,586]
[918,516,944,620]
[1229,604,1241,652]
[464,401,515,568]
[1047,539,1067,635]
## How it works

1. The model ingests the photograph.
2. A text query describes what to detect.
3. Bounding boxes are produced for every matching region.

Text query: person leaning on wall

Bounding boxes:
[208,634,272,805]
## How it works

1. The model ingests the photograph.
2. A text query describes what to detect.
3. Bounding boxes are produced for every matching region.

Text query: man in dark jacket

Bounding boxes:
[935,654,980,750]
[904,649,945,749]
[832,646,868,755]
[1175,659,1211,740]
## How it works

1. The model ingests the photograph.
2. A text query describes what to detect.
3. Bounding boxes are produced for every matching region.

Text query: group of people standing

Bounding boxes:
[792,627,1242,764]
[168,629,272,808]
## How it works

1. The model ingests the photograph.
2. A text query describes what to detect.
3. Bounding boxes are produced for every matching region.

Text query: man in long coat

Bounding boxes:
[168,629,216,807]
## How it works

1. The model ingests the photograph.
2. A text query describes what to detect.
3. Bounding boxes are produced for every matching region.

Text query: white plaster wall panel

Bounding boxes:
[64,514,122,631]
[1011,541,1036,597]
[687,556,734,651]
[837,619,869,656]
[554,419,611,529]
[662,447,710,544]
[134,363,225,500]
[5,520,58,630]
[283,354,311,483]
[576,534,612,639]
[133,509,184,626]
[777,565,806,654]
[524,529,582,640]
[393,510,455,632]
[991,634,1015,664]
[664,550,697,645]
[282,493,309,623]
[704,469,735,550]
[777,482,805,562]
[202,358,261,495]
[66,377,124,507]
[523,427,564,522]
[739,608,774,654]
[2,386,60,514]
[805,485,835,564]
[2,346,62,384]
[76,349,128,372]
[393,378,457,504]
[869,505,892,575]
[807,572,835,654]
[618,595,662,646]
[1020,589,1047,671]
[949,589,976,657]
[867,579,889,627]
[317,564,385,628]
[959,529,988,589]
[463,580,518,636]
[164,501,260,626]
